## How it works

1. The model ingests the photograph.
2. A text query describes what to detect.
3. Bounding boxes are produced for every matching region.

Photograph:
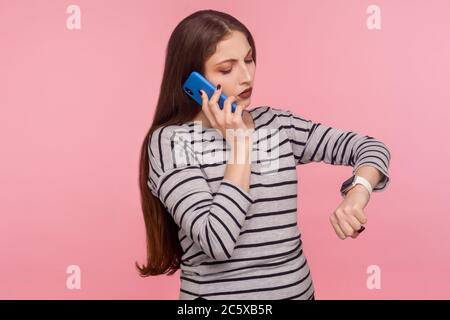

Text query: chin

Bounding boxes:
[238,98,251,108]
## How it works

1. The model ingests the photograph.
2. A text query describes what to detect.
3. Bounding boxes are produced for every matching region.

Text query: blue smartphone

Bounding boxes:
[182,71,237,113]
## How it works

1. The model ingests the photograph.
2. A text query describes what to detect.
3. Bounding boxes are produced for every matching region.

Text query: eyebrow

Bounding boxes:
[215,48,253,66]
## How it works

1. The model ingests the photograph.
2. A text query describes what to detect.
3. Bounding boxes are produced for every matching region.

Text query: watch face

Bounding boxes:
[341,175,356,192]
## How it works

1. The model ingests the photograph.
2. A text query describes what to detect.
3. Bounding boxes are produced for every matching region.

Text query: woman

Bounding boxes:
[137,9,391,300]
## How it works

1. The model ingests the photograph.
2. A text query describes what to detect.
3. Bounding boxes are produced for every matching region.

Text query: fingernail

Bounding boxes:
[357,226,366,233]
[216,84,221,90]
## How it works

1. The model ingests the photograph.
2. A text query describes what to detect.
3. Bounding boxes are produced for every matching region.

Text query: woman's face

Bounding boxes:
[204,30,256,109]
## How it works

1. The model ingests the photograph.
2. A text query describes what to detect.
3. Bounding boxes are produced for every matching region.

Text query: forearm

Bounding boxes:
[223,135,252,193]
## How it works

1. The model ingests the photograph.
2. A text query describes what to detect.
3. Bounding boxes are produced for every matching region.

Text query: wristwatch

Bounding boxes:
[340,175,373,197]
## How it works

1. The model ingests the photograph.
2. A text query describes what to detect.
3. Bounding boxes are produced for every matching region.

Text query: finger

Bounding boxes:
[199,89,209,112]
[353,207,368,225]
[224,95,237,124]
[233,103,244,121]
[199,89,208,107]
[337,219,355,237]
[335,210,357,237]
[199,90,215,126]
[346,215,362,234]
[330,216,346,240]
[347,215,363,239]
[233,104,251,142]
[208,85,223,120]
[210,84,223,109]
[351,225,366,239]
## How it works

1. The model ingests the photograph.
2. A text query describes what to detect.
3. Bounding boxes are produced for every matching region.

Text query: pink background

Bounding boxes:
[1,0,449,299]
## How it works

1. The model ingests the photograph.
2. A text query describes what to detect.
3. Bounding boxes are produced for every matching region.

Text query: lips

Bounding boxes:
[238,87,252,98]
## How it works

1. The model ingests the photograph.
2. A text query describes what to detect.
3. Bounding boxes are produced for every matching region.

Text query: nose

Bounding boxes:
[238,62,253,84]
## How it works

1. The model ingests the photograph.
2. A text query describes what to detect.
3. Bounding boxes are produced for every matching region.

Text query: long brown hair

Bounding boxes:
[136,9,257,276]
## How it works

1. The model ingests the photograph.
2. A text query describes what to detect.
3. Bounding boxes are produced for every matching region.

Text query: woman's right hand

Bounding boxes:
[199,85,253,144]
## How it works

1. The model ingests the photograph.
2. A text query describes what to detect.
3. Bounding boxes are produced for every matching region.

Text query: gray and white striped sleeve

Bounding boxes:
[276,108,391,192]
[147,125,254,260]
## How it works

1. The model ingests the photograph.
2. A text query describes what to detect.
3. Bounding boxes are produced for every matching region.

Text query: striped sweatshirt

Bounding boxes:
[147,106,391,300]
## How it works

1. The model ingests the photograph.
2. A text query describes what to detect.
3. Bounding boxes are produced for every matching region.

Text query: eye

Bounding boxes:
[220,60,254,74]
